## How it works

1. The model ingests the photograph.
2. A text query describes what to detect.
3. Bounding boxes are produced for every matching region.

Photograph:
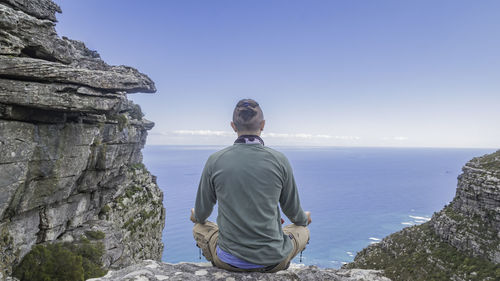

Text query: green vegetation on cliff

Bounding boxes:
[85,230,106,240]
[474,150,500,171]
[345,223,500,280]
[13,238,107,281]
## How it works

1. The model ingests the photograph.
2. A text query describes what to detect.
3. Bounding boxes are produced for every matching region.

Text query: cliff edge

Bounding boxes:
[345,150,500,280]
[87,260,391,281]
[0,0,165,278]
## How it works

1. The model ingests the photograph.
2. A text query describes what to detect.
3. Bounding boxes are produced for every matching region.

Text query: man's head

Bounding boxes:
[231,99,265,136]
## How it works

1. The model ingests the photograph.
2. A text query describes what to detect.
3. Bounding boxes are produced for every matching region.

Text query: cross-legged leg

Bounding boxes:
[266,224,310,273]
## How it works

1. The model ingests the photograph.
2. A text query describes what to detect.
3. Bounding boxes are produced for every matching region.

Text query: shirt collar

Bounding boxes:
[234,135,265,146]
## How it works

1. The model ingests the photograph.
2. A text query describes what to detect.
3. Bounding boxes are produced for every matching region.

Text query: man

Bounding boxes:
[190,98,311,273]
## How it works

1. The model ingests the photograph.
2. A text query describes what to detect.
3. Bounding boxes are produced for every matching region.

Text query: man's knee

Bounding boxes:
[268,224,310,273]
[193,221,218,240]
[193,221,218,233]
[283,224,310,250]
[193,221,219,262]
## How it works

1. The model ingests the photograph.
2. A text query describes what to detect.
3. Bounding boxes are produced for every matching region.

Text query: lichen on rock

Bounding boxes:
[0,0,165,277]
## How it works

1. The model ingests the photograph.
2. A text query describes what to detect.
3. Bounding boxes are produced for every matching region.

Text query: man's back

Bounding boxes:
[194,142,308,265]
[192,98,310,272]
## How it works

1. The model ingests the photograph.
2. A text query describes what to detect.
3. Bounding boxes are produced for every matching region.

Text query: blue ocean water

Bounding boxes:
[142,145,495,268]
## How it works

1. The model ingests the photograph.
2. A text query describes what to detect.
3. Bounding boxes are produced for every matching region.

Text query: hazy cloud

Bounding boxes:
[381,136,409,141]
[263,133,360,140]
[152,130,360,140]
[172,130,234,137]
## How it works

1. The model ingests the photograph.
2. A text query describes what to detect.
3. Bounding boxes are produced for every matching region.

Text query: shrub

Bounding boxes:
[85,230,106,240]
[13,240,107,281]
[13,244,84,281]
[346,223,499,280]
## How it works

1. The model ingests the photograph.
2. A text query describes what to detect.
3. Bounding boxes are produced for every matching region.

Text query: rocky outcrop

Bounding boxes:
[431,151,500,264]
[0,0,61,22]
[87,260,392,281]
[345,150,500,280]
[0,0,165,277]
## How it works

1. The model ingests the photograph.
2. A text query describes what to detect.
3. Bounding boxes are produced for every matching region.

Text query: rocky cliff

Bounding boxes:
[345,150,500,280]
[0,0,165,278]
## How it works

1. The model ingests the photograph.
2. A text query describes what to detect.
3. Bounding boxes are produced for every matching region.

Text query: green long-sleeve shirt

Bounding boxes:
[194,142,308,265]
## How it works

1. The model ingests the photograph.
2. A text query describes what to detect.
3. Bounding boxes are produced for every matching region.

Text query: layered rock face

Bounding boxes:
[0,0,164,277]
[88,260,392,281]
[431,151,500,263]
[346,150,500,280]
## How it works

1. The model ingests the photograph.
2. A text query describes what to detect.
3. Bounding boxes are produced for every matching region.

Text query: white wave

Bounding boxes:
[346,251,353,255]
[369,237,381,241]
[414,220,427,223]
[370,241,380,244]
[409,215,431,221]
[401,222,414,225]
[341,262,348,265]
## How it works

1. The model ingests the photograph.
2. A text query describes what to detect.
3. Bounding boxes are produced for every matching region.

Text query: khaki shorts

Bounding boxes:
[192,221,310,273]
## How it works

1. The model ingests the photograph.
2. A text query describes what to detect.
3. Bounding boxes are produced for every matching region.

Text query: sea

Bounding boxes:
[142,145,495,269]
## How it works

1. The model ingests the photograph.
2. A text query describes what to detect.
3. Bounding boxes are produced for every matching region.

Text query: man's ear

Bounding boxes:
[230,121,238,132]
[260,120,266,131]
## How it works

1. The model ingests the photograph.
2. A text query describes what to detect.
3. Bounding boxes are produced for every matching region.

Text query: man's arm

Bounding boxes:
[279,156,309,226]
[193,158,216,223]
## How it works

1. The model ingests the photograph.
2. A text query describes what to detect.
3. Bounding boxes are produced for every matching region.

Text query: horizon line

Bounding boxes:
[144,144,498,150]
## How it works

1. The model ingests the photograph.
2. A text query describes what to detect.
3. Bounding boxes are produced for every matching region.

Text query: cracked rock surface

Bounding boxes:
[0,0,164,276]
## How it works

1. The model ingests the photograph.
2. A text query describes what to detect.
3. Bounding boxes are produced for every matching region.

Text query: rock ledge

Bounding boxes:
[88,260,391,281]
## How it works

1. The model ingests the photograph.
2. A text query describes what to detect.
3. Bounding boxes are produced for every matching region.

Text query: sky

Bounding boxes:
[54,0,500,148]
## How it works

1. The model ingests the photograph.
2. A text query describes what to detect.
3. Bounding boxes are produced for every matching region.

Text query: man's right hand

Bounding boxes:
[190,208,197,223]
[305,211,312,225]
